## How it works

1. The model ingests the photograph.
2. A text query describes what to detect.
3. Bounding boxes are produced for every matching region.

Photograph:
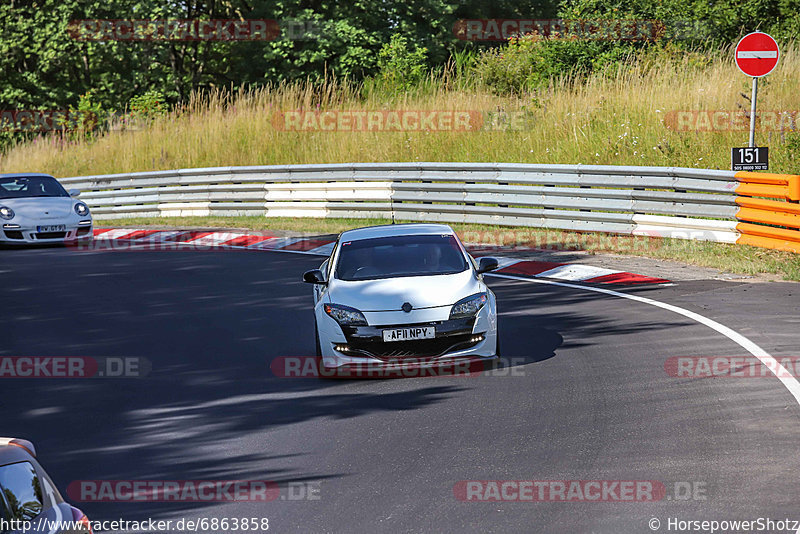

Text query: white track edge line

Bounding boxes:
[487,272,800,409]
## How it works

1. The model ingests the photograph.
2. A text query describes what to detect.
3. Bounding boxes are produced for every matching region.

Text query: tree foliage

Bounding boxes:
[0,0,798,113]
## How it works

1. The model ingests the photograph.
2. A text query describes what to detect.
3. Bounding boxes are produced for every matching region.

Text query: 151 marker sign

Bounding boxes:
[732,146,768,171]
[731,32,778,171]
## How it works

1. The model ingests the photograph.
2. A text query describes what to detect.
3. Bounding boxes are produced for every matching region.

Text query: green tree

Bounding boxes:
[377,34,429,93]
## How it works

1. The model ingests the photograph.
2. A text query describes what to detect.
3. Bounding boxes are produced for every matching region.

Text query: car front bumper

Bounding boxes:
[316,295,498,370]
[0,222,93,244]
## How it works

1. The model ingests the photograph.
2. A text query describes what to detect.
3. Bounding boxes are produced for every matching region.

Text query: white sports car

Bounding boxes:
[303,223,500,371]
[0,173,93,245]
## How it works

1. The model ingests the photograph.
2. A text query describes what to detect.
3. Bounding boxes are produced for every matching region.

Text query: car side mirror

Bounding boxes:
[68,189,81,197]
[476,257,499,274]
[303,269,326,284]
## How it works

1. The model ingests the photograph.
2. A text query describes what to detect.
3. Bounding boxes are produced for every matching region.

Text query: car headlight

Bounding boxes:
[74,202,90,216]
[324,303,368,326]
[0,206,14,220]
[449,293,488,319]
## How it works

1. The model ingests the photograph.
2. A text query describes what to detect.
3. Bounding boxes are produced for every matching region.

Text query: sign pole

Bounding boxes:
[748,76,758,147]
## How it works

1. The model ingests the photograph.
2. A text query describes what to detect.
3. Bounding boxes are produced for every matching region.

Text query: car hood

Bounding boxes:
[1,197,75,219]
[327,269,482,312]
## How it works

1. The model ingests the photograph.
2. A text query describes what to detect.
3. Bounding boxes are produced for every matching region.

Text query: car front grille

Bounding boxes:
[3,230,23,240]
[34,232,67,240]
[338,317,482,360]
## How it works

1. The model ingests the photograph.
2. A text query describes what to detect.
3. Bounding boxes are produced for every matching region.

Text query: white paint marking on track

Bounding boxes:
[187,232,245,246]
[247,237,301,250]
[487,272,800,409]
[139,230,183,242]
[241,237,282,250]
[493,257,523,270]
[306,242,336,256]
[535,264,618,281]
[94,228,140,240]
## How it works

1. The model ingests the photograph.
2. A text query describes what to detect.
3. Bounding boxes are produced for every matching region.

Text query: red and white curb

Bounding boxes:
[90,228,670,286]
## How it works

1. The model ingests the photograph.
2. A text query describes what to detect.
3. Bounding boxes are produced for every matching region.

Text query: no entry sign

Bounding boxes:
[735,32,779,77]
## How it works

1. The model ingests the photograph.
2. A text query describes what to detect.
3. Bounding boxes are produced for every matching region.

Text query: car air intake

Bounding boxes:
[340,334,482,360]
[4,230,23,239]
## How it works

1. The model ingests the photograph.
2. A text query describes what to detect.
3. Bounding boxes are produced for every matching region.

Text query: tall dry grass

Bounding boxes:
[1,45,799,177]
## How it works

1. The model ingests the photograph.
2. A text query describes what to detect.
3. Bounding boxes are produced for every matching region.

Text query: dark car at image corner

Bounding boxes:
[0,438,91,533]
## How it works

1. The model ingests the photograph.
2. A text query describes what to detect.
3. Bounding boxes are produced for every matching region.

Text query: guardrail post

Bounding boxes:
[422,179,432,205]
[498,181,508,208]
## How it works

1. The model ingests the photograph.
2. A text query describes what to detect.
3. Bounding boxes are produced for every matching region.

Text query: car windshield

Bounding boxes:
[0,461,44,523]
[0,176,69,199]
[335,234,468,281]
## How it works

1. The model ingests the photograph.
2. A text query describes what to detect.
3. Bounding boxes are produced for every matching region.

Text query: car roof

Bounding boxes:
[339,223,456,242]
[0,173,56,179]
[0,438,35,465]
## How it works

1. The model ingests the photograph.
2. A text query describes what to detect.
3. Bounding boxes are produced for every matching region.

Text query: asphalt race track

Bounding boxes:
[2,247,800,533]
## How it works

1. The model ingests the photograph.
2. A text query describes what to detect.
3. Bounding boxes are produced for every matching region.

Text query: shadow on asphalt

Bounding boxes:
[0,248,687,520]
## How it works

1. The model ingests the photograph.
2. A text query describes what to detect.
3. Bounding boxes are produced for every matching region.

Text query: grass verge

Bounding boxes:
[99,216,800,281]
[1,45,799,176]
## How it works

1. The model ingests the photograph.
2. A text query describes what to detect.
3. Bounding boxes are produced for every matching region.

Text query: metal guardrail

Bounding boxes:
[61,163,800,252]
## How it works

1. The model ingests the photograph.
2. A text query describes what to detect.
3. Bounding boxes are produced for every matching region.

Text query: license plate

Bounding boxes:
[382,327,435,342]
[37,225,65,232]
